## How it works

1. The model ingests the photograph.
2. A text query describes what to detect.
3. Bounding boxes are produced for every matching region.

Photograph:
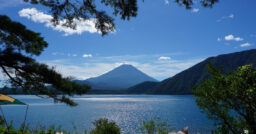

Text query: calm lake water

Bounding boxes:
[1,95,214,133]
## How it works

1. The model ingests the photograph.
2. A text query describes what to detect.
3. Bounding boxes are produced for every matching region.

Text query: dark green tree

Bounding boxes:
[90,118,121,134]
[0,15,90,106]
[176,0,218,9]
[140,117,174,134]
[193,64,256,134]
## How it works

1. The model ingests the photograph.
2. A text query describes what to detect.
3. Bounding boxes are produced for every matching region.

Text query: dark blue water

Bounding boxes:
[1,95,214,133]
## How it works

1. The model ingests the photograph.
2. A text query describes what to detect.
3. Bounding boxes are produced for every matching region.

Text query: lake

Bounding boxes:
[1,95,214,133]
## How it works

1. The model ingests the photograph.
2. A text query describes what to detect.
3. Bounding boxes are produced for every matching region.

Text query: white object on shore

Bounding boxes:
[168,126,188,134]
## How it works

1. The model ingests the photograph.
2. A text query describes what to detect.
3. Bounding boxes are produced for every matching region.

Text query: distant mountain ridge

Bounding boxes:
[128,49,256,94]
[75,64,157,90]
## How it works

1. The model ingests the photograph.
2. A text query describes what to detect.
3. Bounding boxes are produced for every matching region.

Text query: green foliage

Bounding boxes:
[176,0,219,9]
[0,120,84,134]
[128,81,159,94]
[140,117,174,134]
[90,118,120,134]
[0,15,90,106]
[193,64,256,134]
[0,116,5,126]
[0,125,66,134]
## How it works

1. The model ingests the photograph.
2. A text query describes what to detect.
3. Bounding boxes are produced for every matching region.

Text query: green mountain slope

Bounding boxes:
[153,49,256,94]
[127,81,159,94]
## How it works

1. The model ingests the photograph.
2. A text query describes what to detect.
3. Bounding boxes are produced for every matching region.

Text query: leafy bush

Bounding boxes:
[0,120,71,134]
[140,117,174,134]
[90,118,121,134]
[193,64,256,134]
[0,117,121,134]
[0,117,175,134]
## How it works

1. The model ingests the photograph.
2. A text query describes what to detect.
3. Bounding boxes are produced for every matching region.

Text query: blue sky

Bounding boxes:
[1,0,256,81]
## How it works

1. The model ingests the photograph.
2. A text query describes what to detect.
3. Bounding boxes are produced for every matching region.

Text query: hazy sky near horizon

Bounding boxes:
[1,0,256,81]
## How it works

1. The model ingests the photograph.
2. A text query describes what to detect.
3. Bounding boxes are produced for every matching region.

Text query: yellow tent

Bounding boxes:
[0,94,26,105]
[0,94,28,132]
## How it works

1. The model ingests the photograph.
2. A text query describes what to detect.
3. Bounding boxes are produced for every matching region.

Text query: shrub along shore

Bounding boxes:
[0,117,199,134]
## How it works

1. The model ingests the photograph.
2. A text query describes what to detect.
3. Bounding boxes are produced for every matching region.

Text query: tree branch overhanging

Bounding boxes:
[0,15,90,106]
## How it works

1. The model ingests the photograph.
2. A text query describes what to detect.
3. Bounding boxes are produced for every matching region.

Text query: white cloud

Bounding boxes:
[229,14,234,19]
[240,43,252,47]
[217,14,234,22]
[82,54,92,58]
[52,52,78,57]
[234,37,243,41]
[19,8,105,36]
[68,53,77,57]
[224,34,243,41]
[52,52,64,56]
[52,52,57,56]
[0,69,8,80]
[164,0,169,5]
[224,35,234,40]
[217,37,221,41]
[192,8,199,13]
[159,56,171,60]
